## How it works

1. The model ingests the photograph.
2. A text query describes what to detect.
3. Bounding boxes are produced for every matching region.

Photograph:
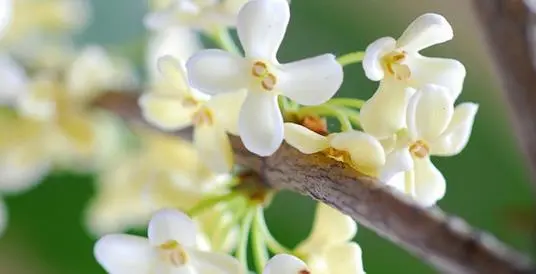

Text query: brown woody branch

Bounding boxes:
[94,92,534,273]
[471,0,536,188]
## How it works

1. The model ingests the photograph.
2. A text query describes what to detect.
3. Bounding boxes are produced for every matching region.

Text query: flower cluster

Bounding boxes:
[0,0,477,273]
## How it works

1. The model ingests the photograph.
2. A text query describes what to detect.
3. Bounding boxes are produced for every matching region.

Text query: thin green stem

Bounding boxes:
[339,108,361,128]
[298,105,353,131]
[337,51,365,66]
[237,208,255,269]
[252,207,269,274]
[326,98,365,109]
[257,208,293,255]
[187,192,240,217]
[212,28,241,54]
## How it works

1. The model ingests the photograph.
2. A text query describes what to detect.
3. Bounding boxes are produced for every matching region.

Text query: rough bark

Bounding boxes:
[94,92,534,273]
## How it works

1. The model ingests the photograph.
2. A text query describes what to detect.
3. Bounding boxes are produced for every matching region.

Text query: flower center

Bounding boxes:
[299,270,311,274]
[158,240,189,267]
[191,106,213,126]
[324,147,351,163]
[251,61,277,91]
[381,51,411,81]
[409,140,430,158]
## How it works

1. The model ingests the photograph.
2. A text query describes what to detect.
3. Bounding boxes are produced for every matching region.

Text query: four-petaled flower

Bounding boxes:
[360,13,466,139]
[186,0,343,156]
[381,84,478,206]
[94,208,245,274]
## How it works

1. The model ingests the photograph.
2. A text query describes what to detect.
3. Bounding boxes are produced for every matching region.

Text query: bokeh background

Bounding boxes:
[0,0,534,273]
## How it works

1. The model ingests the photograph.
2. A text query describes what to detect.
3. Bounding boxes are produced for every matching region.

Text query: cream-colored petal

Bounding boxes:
[239,92,283,156]
[188,249,245,274]
[385,171,409,195]
[413,156,446,207]
[94,234,155,274]
[148,209,197,247]
[16,89,56,121]
[330,131,386,175]
[430,102,478,156]
[396,13,453,52]
[206,90,247,135]
[0,197,6,237]
[406,55,466,100]
[139,93,196,131]
[193,123,234,174]
[263,254,309,274]
[0,151,50,194]
[406,84,454,142]
[278,54,343,105]
[362,37,397,81]
[0,0,11,37]
[297,203,356,253]
[360,79,415,139]
[283,123,329,154]
[379,148,413,182]
[237,0,290,61]
[324,243,365,274]
[157,55,192,94]
[186,49,248,95]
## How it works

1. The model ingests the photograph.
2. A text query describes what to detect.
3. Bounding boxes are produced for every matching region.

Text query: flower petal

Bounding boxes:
[297,203,356,253]
[0,197,6,237]
[188,249,245,274]
[278,54,343,105]
[324,243,365,274]
[139,93,196,131]
[263,254,309,274]
[0,0,12,38]
[330,131,386,176]
[283,123,329,154]
[396,13,453,52]
[413,156,446,207]
[431,103,478,156]
[94,234,155,274]
[362,37,397,81]
[148,209,197,247]
[0,151,50,194]
[193,123,234,174]
[207,90,248,135]
[360,79,415,139]
[406,56,466,100]
[237,0,290,60]
[0,55,28,105]
[186,49,248,95]
[239,92,283,156]
[406,84,454,142]
[380,148,413,182]
[157,55,192,94]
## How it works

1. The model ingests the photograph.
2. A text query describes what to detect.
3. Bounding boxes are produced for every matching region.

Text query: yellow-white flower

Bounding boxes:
[187,0,343,156]
[0,54,28,105]
[293,203,365,274]
[194,204,239,253]
[284,123,384,177]
[263,254,310,274]
[140,56,246,173]
[145,0,249,30]
[360,13,466,139]
[383,84,478,206]
[94,209,245,274]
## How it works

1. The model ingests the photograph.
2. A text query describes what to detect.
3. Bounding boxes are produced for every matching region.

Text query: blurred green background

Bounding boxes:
[0,0,534,273]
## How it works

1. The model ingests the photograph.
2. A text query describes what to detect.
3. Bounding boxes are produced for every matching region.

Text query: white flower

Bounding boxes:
[284,123,384,177]
[94,209,244,274]
[140,56,246,173]
[0,0,12,38]
[263,254,310,274]
[0,54,28,106]
[187,0,343,156]
[383,84,478,206]
[360,13,466,139]
[294,203,365,274]
[145,0,249,30]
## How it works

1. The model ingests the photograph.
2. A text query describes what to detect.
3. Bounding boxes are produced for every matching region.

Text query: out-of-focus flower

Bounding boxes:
[94,208,245,274]
[0,54,28,105]
[0,0,12,38]
[284,123,385,177]
[383,85,478,206]
[293,203,365,274]
[360,13,465,139]
[187,0,343,156]
[140,56,245,173]
[85,129,222,236]
[145,0,249,30]
[195,203,240,253]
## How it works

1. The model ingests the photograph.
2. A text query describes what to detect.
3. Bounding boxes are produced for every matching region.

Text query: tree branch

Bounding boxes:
[94,92,534,273]
[471,0,536,188]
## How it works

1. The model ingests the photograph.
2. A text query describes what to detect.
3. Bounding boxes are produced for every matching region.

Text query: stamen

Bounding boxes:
[382,51,411,81]
[159,240,189,267]
[299,270,311,274]
[261,73,277,91]
[409,140,430,158]
[191,107,213,126]
[252,61,268,77]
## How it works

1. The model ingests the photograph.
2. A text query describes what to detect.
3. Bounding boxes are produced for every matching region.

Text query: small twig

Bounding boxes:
[93,92,534,274]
